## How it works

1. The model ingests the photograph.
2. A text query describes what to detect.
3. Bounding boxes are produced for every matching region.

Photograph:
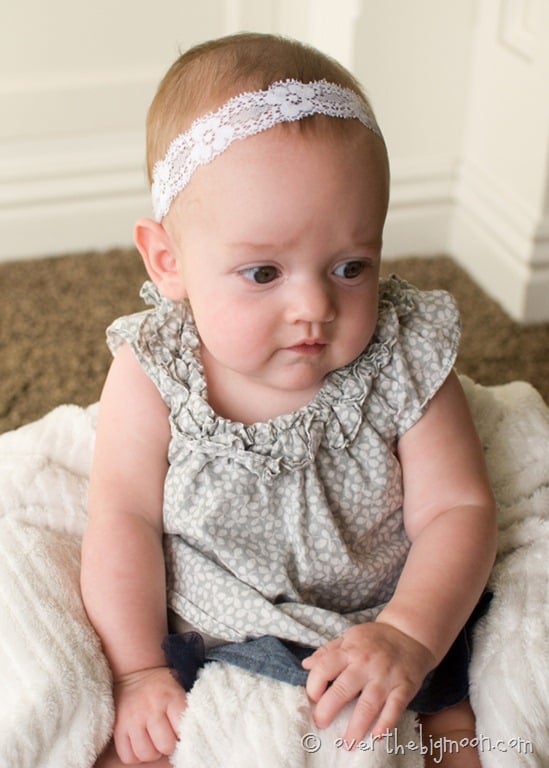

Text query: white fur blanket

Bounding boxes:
[0,377,547,767]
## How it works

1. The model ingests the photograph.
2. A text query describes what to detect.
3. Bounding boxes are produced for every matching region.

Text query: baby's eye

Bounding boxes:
[333,260,366,280]
[239,265,281,284]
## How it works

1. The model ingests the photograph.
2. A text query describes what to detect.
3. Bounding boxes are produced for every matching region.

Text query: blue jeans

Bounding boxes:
[163,591,492,715]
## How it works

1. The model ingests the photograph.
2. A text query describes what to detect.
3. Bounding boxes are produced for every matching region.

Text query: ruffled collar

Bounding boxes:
[140,279,409,475]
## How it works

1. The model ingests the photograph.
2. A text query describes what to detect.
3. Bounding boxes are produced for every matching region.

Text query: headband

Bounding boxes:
[151,79,381,221]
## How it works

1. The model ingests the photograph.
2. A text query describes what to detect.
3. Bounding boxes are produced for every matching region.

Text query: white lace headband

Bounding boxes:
[151,79,381,220]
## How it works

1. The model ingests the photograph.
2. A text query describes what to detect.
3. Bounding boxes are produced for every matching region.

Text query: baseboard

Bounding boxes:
[0,132,149,261]
[0,196,149,263]
[383,156,455,258]
[449,161,549,323]
[450,209,549,324]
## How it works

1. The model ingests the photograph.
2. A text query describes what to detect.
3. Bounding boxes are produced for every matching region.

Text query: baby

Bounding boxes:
[81,32,497,767]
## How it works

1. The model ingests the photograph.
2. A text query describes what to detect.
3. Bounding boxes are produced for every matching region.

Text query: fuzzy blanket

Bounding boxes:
[0,376,547,767]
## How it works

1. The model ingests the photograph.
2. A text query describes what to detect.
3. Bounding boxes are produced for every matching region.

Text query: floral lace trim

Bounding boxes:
[151,79,381,221]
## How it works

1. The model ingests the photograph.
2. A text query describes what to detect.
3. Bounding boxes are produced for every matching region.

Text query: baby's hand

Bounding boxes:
[302,622,434,742]
[112,665,187,764]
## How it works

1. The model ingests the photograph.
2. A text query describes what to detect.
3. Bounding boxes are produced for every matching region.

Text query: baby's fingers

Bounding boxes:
[304,645,346,702]
[344,682,410,743]
[147,712,180,757]
[311,668,367,729]
[116,726,161,765]
[369,684,414,738]
[167,689,188,733]
[302,638,340,670]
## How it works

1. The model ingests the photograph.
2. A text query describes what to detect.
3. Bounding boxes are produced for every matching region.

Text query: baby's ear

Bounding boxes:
[133,218,187,301]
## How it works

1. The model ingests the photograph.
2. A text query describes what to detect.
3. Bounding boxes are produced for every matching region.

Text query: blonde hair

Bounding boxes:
[146,32,383,184]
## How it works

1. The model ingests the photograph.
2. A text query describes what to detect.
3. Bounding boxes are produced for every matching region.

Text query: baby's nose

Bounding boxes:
[286,280,336,324]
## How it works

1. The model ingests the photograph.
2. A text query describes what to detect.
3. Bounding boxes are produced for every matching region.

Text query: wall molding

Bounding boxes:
[450,206,549,324]
[455,160,549,267]
[0,76,156,140]
[499,0,539,61]
[449,160,549,323]
[0,132,149,261]
[383,156,456,259]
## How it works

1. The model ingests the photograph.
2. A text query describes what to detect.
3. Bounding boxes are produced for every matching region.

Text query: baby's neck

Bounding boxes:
[201,351,323,425]
[208,374,323,425]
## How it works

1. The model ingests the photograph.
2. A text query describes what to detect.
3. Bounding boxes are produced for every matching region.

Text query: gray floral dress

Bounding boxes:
[107,276,460,650]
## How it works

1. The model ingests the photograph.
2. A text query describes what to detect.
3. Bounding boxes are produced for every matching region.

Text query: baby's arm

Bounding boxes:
[81,344,187,764]
[303,371,497,740]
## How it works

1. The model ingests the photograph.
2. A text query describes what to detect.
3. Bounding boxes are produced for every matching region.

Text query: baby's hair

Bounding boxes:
[146,32,381,184]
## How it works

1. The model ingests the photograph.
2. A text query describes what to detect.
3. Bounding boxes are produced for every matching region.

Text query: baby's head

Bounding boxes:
[147,35,386,179]
[136,34,390,419]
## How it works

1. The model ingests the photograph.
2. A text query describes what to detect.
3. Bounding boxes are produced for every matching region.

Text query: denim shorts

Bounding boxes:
[163,591,492,715]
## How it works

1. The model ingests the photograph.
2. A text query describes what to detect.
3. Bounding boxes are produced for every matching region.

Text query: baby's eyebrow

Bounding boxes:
[226,239,287,254]
[226,233,382,257]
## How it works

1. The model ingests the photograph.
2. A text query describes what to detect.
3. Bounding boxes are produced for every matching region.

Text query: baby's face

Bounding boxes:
[166,125,389,418]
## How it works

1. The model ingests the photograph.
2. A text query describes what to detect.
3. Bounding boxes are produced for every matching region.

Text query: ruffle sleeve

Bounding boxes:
[106,282,201,411]
[365,276,461,439]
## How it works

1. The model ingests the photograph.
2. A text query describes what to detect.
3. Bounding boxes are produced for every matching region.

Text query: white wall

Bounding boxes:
[1,0,547,321]
[353,0,477,258]
[450,0,549,322]
[0,0,228,260]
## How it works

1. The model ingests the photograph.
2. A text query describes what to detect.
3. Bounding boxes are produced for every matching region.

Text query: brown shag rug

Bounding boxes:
[1,249,548,434]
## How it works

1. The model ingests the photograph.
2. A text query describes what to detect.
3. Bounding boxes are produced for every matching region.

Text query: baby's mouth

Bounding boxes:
[286,340,328,356]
